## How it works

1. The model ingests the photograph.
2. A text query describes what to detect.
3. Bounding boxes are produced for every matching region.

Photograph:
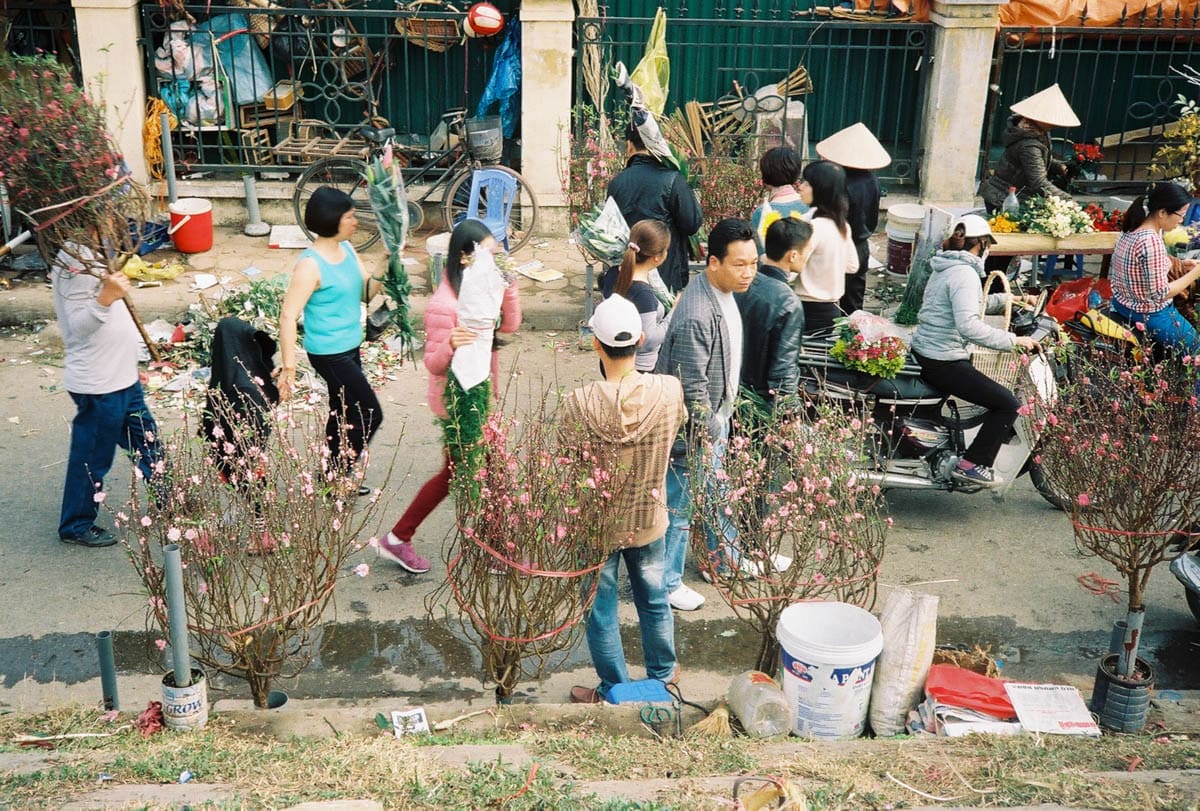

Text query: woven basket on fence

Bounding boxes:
[394,0,461,53]
[969,270,1022,390]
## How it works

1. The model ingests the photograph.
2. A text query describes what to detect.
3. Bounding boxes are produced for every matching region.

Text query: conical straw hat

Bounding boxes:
[1010,84,1080,128]
[815,123,891,170]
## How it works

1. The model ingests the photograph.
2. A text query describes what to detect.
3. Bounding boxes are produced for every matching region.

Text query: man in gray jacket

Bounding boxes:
[654,218,758,610]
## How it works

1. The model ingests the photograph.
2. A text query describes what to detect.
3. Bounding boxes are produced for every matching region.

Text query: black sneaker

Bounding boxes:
[60,526,117,547]
[951,464,1003,487]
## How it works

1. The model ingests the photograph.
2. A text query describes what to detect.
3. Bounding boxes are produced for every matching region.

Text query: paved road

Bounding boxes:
[1,322,1195,715]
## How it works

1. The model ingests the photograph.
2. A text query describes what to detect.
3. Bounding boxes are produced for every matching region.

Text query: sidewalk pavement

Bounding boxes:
[0,227,597,332]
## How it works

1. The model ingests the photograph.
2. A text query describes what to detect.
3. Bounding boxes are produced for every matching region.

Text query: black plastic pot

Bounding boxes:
[1090,653,1154,733]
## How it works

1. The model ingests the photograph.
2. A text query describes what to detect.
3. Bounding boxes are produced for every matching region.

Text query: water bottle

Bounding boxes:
[726,670,794,738]
[1002,187,1021,218]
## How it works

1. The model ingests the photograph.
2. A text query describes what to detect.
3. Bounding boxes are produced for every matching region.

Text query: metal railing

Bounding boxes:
[575,14,932,188]
[1,0,80,81]
[139,3,505,175]
[984,8,1200,192]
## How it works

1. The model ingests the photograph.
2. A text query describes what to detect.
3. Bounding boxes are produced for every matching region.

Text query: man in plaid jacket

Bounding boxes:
[654,219,758,610]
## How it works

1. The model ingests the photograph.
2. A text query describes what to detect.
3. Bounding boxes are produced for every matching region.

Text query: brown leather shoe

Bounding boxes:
[569,685,603,704]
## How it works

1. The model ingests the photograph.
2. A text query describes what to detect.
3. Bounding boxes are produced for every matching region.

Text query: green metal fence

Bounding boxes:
[985,8,1200,192]
[575,13,931,188]
[139,2,512,174]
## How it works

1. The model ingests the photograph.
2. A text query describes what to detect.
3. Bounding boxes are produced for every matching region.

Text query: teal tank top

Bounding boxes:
[301,241,364,355]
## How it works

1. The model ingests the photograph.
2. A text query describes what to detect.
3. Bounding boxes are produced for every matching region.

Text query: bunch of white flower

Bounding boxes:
[1025,196,1095,238]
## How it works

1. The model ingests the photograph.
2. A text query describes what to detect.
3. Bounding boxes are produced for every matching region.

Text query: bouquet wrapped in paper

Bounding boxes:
[830,311,911,379]
[574,196,630,265]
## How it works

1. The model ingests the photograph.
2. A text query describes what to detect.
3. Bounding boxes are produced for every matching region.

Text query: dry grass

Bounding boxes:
[1,706,1198,809]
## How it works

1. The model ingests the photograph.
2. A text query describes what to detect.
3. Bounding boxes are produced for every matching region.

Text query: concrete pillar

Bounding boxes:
[917,0,1003,210]
[71,0,148,185]
[520,0,573,234]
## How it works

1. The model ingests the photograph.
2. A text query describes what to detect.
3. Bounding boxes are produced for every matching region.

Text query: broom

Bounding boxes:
[686,702,733,737]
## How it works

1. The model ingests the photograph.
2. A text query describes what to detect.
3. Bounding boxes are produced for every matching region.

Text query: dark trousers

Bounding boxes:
[390,447,451,541]
[60,382,161,538]
[839,240,871,315]
[307,347,382,470]
[801,300,844,336]
[913,352,1019,467]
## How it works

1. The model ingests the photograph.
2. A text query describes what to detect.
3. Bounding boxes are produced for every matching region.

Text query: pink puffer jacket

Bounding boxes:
[423,277,522,419]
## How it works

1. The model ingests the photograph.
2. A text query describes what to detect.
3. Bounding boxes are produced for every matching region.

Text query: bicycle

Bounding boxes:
[289,109,539,253]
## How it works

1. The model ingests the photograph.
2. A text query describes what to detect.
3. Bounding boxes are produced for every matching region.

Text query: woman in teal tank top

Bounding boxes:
[279,187,383,488]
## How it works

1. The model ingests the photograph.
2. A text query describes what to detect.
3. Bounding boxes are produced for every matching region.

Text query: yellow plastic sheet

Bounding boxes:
[629,7,669,117]
[122,255,186,282]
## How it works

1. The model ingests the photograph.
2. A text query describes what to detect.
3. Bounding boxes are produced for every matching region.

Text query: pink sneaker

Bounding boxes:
[378,532,430,574]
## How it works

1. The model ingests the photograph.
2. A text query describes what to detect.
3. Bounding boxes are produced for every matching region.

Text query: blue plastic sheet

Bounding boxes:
[196,13,274,105]
[476,18,521,138]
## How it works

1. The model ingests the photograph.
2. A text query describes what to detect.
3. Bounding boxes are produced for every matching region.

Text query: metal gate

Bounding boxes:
[984,7,1200,192]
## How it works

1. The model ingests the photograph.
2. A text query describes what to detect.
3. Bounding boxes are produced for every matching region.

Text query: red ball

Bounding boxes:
[465,2,504,38]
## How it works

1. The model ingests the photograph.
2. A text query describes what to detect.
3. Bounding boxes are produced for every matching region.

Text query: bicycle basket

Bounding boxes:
[465,115,503,162]
[969,270,1022,390]
[394,0,462,53]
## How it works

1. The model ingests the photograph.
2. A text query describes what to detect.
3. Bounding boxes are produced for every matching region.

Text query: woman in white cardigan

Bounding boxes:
[795,160,858,335]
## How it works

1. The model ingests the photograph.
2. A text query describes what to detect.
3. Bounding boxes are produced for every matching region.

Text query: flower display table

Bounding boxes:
[991,231,1119,284]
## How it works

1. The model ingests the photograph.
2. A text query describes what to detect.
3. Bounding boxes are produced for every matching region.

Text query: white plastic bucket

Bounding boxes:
[885,203,926,236]
[776,601,883,739]
[162,669,208,731]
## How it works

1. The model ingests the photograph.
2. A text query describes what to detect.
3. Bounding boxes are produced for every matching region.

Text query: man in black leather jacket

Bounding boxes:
[735,218,811,408]
[608,122,703,293]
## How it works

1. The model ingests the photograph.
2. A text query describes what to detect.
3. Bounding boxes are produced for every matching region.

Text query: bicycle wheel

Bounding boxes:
[293,157,381,252]
[441,165,540,253]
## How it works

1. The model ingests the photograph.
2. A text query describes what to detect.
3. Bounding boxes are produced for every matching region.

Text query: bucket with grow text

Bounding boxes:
[884,203,925,280]
[776,601,883,739]
[168,198,214,253]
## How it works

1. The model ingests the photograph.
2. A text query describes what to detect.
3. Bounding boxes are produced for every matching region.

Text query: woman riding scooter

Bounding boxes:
[910,215,1040,487]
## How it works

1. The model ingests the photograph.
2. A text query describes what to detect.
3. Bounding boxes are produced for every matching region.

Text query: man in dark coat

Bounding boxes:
[608,122,703,293]
[735,217,810,408]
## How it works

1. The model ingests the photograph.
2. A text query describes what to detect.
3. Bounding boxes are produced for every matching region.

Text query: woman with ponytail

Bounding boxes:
[1110,182,1200,354]
[600,220,672,371]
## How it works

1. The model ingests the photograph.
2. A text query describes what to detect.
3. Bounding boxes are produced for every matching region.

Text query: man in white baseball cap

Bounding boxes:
[563,294,687,703]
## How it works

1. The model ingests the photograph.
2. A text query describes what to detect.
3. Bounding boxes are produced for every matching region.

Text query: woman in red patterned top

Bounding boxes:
[1111,182,1200,354]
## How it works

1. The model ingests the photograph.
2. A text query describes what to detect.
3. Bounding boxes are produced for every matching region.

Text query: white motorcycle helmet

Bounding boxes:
[954,213,997,245]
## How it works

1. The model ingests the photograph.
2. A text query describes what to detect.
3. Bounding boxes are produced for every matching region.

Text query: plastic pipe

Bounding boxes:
[96,630,119,710]
[160,112,177,204]
[1118,608,1145,679]
[584,262,595,323]
[242,175,270,237]
[1107,620,1128,656]
[163,544,191,687]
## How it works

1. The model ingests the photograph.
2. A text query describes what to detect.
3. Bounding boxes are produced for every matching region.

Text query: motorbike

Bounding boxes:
[796,299,1066,508]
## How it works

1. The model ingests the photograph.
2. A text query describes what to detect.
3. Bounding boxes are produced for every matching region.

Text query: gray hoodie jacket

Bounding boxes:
[910,250,1015,362]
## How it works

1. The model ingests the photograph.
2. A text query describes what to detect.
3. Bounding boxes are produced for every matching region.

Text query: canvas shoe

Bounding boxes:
[952,463,1003,487]
[668,584,706,611]
[377,532,431,574]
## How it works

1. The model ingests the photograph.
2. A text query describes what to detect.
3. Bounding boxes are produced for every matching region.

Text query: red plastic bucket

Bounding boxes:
[168,198,213,253]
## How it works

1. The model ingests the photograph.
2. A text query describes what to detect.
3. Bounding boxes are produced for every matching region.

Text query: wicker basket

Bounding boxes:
[969,270,1023,390]
[394,0,461,53]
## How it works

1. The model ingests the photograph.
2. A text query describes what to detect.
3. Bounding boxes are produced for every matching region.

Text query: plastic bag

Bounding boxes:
[629,7,669,116]
[122,256,186,282]
[924,664,1016,719]
[575,197,630,265]
[844,310,910,346]
[614,62,680,172]
[869,588,938,737]
[476,17,521,138]
[198,14,274,105]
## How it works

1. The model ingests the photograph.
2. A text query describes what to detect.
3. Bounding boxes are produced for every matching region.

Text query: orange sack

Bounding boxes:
[856,0,1199,26]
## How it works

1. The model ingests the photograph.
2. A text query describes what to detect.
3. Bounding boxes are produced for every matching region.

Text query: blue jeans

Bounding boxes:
[60,382,162,538]
[585,539,676,696]
[1112,300,1200,356]
[663,425,738,593]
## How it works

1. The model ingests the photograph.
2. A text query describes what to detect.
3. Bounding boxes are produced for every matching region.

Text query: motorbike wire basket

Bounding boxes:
[970,270,1023,390]
[394,0,462,53]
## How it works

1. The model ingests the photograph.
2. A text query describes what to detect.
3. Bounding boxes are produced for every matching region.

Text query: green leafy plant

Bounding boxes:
[1151,95,1200,194]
